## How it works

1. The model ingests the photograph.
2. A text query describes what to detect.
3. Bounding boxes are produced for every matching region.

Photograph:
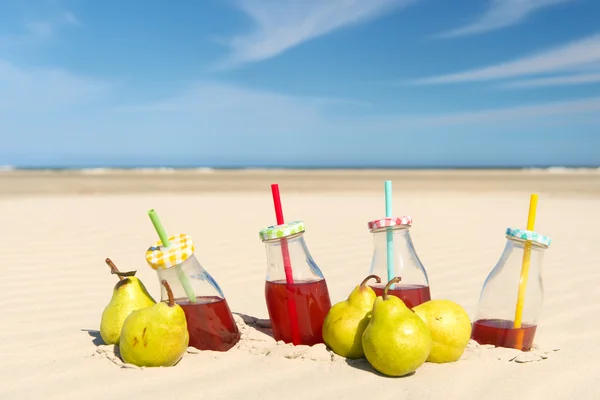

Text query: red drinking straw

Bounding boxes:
[271,184,301,345]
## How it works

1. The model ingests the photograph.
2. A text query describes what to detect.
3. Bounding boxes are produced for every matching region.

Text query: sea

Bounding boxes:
[1,165,599,174]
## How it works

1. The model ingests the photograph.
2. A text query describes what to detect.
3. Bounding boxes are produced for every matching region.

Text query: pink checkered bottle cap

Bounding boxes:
[368,216,413,230]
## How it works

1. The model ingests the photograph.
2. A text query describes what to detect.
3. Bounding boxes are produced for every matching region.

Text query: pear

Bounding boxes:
[100,258,156,345]
[412,299,472,363]
[362,277,432,377]
[119,280,189,367]
[322,275,381,359]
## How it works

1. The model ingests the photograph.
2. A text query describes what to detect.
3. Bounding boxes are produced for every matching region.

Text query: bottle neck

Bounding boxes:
[369,226,429,286]
[155,255,225,303]
[263,233,324,282]
[501,238,547,267]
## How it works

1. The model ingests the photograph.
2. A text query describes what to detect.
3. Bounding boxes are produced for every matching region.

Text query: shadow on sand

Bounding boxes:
[344,357,416,378]
[81,329,105,346]
[232,311,275,339]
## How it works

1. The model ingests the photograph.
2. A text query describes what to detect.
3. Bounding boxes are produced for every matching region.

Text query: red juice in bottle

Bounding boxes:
[265,279,331,345]
[370,284,431,308]
[471,318,537,351]
[178,296,241,352]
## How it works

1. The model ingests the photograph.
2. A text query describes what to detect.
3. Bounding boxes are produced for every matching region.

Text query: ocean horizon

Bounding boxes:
[2,164,600,173]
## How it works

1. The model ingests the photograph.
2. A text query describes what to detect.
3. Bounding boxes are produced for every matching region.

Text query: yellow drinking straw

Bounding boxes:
[513,193,538,329]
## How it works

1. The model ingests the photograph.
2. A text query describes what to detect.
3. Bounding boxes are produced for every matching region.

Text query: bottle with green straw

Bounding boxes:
[365,180,431,309]
[145,209,241,352]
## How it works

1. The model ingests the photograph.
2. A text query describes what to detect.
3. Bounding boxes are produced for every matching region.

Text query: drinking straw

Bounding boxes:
[270,184,301,345]
[148,209,197,303]
[513,194,538,329]
[384,181,395,287]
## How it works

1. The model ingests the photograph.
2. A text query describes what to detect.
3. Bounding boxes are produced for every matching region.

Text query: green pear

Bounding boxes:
[412,299,472,363]
[119,280,189,367]
[100,258,156,345]
[322,275,381,359]
[362,277,432,377]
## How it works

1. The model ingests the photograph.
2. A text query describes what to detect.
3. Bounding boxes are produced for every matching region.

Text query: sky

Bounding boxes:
[1,0,599,168]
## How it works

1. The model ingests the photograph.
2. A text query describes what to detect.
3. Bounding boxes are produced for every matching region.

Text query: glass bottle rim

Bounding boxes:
[261,230,305,243]
[506,235,549,250]
[369,224,411,234]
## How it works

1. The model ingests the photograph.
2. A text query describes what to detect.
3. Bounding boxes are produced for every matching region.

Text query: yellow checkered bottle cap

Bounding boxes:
[145,233,195,270]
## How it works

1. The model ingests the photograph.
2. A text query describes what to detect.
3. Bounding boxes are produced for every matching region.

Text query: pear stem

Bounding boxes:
[383,277,402,301]
[360,274,381,288]
[105,258,124,281]
[162,280,175,307]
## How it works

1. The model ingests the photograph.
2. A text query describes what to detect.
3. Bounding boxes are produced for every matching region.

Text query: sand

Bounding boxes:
[1,169,599,399]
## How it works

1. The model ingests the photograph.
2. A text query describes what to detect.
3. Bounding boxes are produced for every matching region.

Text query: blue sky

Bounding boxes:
[1,0,599,168]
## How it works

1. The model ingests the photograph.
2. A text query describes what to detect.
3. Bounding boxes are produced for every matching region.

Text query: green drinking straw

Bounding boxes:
[384,181,395,288]
[148,209,197,303]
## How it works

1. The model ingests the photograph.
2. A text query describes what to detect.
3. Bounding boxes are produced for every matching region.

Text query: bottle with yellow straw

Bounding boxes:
[470,194,552,352]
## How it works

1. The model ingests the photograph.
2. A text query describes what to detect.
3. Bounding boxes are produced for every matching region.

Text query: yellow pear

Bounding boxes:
[119,280,189,367]
[100,258,156,345]
[322,275,381,359]
[412,299,472,363]
[362,277,432,377]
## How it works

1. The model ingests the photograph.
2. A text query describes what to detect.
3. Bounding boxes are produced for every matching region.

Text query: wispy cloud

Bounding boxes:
[0,10,80,48]
[437,0,572,38]
[24,21,55,39]
[500,72,600,88]
[412,33,600,84]
[0,60,112,112]
[3,77,599,164]
[121,80,600,129]
[412,96,600,125]
[216,0,416,69]
[62,11,80,26]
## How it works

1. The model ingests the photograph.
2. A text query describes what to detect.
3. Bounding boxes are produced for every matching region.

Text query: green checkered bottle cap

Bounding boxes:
[506,228,552,247]
[259,221,306,241]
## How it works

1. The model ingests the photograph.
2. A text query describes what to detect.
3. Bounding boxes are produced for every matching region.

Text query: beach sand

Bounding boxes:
[1,169,599,399]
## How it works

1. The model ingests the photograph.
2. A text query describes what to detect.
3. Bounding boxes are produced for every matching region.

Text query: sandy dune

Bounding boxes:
[0,170,599,399]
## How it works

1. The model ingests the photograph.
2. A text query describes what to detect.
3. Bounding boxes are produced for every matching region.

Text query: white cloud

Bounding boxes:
[122,80,600,130]
[413,97,600,125]
[334,96,600,134]
[413,33,600,84]
[63,12,80,26]
[0,11,80,48]
[500,72,600,88]
[24,21,55,39]
[437,0,572,38]
[2,76,599,165]
[0,60,112,112]
[216,0,416,68]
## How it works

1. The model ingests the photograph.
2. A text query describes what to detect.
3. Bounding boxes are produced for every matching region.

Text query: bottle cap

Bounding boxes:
[145,233,195,270]
[368,216,412,230]
[506,228,552,247]
[259,220,305,241]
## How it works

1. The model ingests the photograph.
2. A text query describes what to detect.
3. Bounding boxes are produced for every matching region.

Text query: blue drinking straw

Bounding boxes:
[384,181,395,287]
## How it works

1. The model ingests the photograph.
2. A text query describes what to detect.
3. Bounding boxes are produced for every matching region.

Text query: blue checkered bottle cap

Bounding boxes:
[506,228,551,247]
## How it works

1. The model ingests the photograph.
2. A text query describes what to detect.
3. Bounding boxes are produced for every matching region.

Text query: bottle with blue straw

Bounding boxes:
[365,181,432,308]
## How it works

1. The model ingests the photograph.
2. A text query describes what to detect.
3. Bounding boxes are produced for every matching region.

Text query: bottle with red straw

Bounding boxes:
[258,184,332,346]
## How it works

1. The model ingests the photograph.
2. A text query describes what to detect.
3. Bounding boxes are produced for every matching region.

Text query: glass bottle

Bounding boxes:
[259,221,332,346]
[367,216,431,308]
[145,233,241,352]
[471,228,552,351]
